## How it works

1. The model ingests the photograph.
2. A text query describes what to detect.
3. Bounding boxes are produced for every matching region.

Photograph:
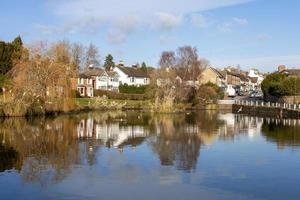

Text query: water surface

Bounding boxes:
[1,111,300,200]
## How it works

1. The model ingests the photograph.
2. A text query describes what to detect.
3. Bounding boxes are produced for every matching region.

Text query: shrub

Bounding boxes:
[195,82,224,105]
[119,84,147,94]
[261,73,300,97]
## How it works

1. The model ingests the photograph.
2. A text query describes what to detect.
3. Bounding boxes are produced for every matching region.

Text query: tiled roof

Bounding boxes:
[107,71,119,77]
[210,67,225,79]
[81,68,105,76]
[280,69,300,76]
[117,67,149,78]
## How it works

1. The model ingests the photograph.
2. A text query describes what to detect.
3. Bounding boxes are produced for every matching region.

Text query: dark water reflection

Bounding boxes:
[1,111,300,199]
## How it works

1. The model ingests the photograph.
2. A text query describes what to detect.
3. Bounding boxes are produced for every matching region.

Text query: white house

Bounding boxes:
[248,69,264,89]
[80,67,120,92]
[113,66,150,86]
[94,71,119,91]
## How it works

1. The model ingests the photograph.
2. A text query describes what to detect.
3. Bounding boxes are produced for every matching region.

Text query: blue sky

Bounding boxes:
[0,0,299,72]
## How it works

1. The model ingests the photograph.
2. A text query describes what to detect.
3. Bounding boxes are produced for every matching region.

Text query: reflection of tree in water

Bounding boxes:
[262,120,300,149]
[0,116,80,185]
[0,142,19,172]
[149,112,223,172]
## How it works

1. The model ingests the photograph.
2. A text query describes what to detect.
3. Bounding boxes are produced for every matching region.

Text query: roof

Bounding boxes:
[117,67,149,78]
[210,67,225,79]
[107,71,119,77]
[280,69,300,76]
[80,68,119,78]
[78,73,89,78]
[226,70,241,78]
[81,68,105,76]
[236,74,248,82]
[250,77,258,83]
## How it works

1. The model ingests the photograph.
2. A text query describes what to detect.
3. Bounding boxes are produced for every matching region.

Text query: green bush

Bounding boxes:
[119,84,147,94]
[261,73,300,97]
[204,82,224,99]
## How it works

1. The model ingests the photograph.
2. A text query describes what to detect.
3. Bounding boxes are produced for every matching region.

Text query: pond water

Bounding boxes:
[1,111,300,200]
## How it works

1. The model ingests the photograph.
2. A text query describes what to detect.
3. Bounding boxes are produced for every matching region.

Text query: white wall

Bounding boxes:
[95,75,119,91]
[113,67,150,86]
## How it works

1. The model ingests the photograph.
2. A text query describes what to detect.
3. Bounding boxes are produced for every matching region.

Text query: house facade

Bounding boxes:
[113,66,150,86]
[248,68,264,90]
[199,67,226,88]
[94,71,119,91]
[74,67,121,97]
[77,74,94,97]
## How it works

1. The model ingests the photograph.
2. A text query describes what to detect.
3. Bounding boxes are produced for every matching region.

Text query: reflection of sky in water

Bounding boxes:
[1,111,300,200]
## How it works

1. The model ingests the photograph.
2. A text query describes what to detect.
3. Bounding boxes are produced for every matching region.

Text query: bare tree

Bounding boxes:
[71,43,84,72]
[50,40,71,65]
[176,46,203,81]
[85,43,100,69]
[159,51,176,69]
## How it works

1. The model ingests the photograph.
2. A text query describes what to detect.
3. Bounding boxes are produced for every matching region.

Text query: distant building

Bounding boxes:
[225,70,241,86]
[277,65,300,77]
[113,66,150,86]
[199,67,226,88]
[247,68,264,91]
[73,66,120,97]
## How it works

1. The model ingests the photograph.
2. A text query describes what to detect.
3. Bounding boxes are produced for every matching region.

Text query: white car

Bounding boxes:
[226,85,236,97]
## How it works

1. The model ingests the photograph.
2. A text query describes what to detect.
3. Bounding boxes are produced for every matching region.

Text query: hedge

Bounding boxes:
[261,73,300,97]
[119,84,147,94]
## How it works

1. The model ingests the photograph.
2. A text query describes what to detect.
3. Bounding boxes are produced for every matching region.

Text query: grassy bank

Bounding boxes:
[75,98,152,110]
[1,94,219,117]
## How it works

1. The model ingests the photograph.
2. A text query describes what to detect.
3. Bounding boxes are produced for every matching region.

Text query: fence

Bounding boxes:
[235,100,300,111]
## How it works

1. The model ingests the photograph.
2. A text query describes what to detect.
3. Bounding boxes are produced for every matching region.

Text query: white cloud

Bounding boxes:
[50,0,253,18]
[232,17,248,25]
[106,14,141,44]
[36,16,104,34]
[44,0,253,43]
[154,13,182,31]
[218,22,234,32]
[106,29,127,44]
[218,17,248,32]
[191,14,208,28]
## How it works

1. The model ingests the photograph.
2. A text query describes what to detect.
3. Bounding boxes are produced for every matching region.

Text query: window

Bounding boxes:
[98,76,107,82]
[144,78,148,84]
[131,77,135,83]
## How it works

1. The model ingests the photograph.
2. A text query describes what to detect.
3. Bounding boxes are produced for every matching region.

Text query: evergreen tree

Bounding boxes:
[141,62,147,72]
[0,36,23,75]
[11,36,23,62]
[104,54,115,71]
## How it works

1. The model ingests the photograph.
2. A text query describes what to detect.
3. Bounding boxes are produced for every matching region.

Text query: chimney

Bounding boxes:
[118,60,125,67]
[278,65,286,72]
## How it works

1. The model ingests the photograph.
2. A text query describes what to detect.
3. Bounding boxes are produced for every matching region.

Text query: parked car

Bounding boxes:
[255,92,263,98]
[226,85,236,97]
[249,91,263,98]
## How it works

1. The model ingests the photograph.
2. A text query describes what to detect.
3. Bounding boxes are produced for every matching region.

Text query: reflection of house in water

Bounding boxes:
[77,118,149,148]
[217,113,263,140]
